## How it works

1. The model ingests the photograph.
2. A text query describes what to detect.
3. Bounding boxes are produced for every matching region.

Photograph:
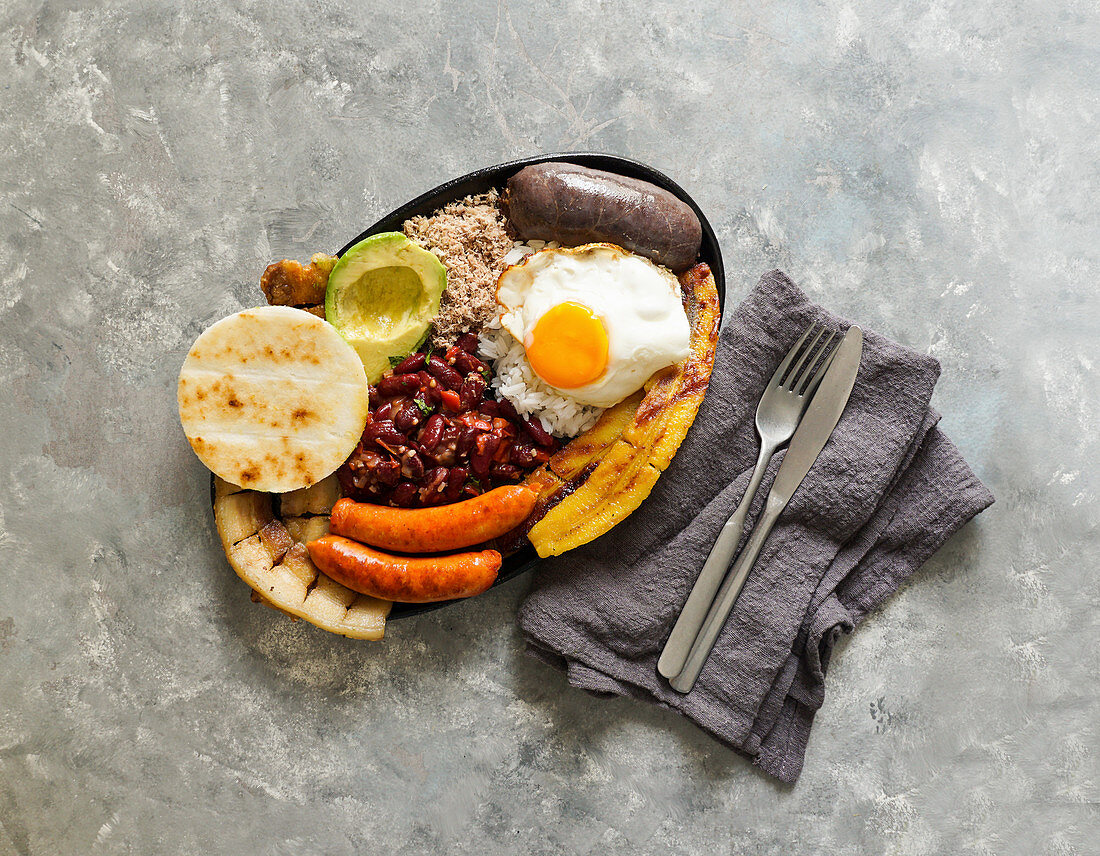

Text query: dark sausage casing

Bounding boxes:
[502,162,703,273]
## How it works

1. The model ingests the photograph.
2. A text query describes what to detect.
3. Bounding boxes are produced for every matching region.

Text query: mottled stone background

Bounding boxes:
[1,1,1097,853]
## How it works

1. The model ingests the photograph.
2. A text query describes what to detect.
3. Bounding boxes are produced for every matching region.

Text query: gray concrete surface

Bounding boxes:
[1,1,1097,853]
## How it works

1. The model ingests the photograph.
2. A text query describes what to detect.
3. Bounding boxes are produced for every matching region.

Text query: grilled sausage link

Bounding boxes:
[307,535,501,603]
[329,486,537,553]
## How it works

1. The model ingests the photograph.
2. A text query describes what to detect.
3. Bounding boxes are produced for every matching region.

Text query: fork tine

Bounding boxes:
[792,331,836,394]
[782,326,827,389]
[797,334,839,396]
[770,323,818,388]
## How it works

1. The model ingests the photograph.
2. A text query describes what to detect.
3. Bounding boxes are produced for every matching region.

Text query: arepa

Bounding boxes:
[178,306,369,493]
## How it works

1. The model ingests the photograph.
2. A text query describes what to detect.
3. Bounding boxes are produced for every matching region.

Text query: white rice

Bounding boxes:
[500,238,558,267]
[478,241,604,438]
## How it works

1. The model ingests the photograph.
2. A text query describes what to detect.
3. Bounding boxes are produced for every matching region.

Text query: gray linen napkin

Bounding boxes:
[516,270,994,784]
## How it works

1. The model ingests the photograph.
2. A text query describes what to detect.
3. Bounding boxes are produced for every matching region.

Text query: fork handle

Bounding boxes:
[669,493,785,693]
[657,441,777,680]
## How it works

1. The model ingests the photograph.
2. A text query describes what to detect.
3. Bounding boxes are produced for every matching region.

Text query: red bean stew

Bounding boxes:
[337,334,560,508]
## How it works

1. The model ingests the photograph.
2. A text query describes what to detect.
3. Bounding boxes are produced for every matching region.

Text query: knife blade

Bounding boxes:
[667,325,864,693]
[766,325,864,505]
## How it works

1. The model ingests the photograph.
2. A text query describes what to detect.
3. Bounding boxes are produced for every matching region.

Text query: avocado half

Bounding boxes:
[325,232,447,383]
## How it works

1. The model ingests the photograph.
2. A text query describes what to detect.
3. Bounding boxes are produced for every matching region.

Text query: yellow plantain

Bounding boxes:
[547,391,644,481]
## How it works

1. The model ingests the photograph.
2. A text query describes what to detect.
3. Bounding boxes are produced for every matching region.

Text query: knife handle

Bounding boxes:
[668,493,785,693]
[657,441,777,680]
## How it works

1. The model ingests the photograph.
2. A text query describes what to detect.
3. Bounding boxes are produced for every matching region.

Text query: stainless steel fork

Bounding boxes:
[657,323,839,680]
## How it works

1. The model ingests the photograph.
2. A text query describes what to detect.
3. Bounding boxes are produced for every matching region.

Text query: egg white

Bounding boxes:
[496,244,690,408]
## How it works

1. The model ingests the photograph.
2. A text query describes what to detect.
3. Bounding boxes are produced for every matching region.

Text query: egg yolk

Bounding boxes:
[526,302,609,389]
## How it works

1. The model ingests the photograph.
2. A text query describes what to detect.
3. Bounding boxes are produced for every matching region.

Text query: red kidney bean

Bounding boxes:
[427,355,464,390]
[457,332,479,353]
[443,466,467,502]
[470,450,490,478]
[393,352,426,374]
[417,370,441,405]
[455,424,478,455]
[453,351,490,376]
[478,433,501,456]
[355,448,383,468]
[369,419,406,446]
[377,373,420,396]
[522,415,556,448]
[423,466,449,495]
[427,424,459,466]
[490,462,521,480]
[495,396,520,421]
[509,439,540,467]
[392,400,422,432]
[478,400,499,418]
[390,482,419,507]
[392,405,408,426]
[400,449,425,480]
[373,458,401,486]
[471,433,499,477]
[336,468,359,496]
[459,374,486,410]
[373,401,394,422]
[417,414,446,453]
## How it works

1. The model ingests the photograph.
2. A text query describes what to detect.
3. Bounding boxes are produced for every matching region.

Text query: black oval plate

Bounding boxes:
[215,153,724,620]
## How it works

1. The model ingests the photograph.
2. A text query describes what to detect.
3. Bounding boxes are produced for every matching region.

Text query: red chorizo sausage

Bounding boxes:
[328,486,538,553]
[307,535,501,602]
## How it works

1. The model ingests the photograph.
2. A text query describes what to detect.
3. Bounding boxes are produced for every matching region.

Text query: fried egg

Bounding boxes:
[496,244,690,407]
